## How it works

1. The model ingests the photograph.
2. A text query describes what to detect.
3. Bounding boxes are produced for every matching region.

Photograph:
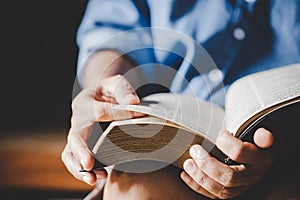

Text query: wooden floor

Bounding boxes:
[0,129,93,199]
[0,129,299,200]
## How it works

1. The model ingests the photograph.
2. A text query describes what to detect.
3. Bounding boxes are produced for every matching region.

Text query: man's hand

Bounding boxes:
[61,75,142,185]
[181,128,275,199]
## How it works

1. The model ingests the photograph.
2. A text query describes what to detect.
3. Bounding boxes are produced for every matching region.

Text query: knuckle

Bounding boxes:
[193,185,218,199]
[196,171,206,186]
[184,174,194,185]
[230,143,246,161]
[222,169,236,187]
[193,184,203,194]
[218,187,233,199]
[70,116,77,128]
[61,149,67,162]
[67,132,73,143]
[198,157,208,170]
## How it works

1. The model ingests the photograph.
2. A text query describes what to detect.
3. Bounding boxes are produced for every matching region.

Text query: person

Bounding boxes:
[61,0,300,199]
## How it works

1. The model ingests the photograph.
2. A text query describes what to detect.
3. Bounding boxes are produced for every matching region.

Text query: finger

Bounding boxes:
[183,159,245,199]
[94,169,108,179]
[93,101,140,121]
[216,130,263,164]
[253,128,274,148]
[100,75,140,105]
[183,159,222,196]
[180,171,217,199]
[61,145,97,185]
[68,127,95,171]
[96,94,118,104]
[73,92,139,124]
[189,145,254,187]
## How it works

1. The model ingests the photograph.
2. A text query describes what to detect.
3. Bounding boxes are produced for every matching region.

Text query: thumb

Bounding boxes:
[113,75,140,105]
[253,128,274,149]
[102,75,140,104]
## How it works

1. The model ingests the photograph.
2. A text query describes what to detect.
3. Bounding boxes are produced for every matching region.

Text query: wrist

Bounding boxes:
[82,50,135,87]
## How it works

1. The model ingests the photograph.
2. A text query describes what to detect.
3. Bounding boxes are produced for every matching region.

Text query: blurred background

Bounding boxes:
[0,1,93,199]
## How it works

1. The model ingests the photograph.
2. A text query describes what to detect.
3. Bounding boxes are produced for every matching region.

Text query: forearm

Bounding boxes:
[82,50,135,87]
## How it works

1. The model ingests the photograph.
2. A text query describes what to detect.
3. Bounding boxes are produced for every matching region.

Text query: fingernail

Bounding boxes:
[82,176,90,184]
[190,145,206,159]
[183,161,194,173]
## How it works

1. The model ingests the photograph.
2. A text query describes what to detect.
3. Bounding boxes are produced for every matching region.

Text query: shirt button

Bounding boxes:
[208,69,224,82]
[233,27,246,40]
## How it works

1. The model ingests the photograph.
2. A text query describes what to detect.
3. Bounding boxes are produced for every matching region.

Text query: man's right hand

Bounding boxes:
[61,75,142,185]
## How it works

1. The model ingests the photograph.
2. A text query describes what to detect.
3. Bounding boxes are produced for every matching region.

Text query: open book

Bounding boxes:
[91,63,300,169]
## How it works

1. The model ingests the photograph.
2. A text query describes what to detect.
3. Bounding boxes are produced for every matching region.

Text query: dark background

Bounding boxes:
[0,1,92,198]
[1,0,88,132]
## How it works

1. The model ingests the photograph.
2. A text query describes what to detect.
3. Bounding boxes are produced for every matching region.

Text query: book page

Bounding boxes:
[92,115,228,170]
[114,93,226,142]
[225,63,300,135]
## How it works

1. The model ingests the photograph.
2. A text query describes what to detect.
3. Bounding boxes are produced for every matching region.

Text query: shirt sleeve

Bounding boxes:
[76,0,154,86]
